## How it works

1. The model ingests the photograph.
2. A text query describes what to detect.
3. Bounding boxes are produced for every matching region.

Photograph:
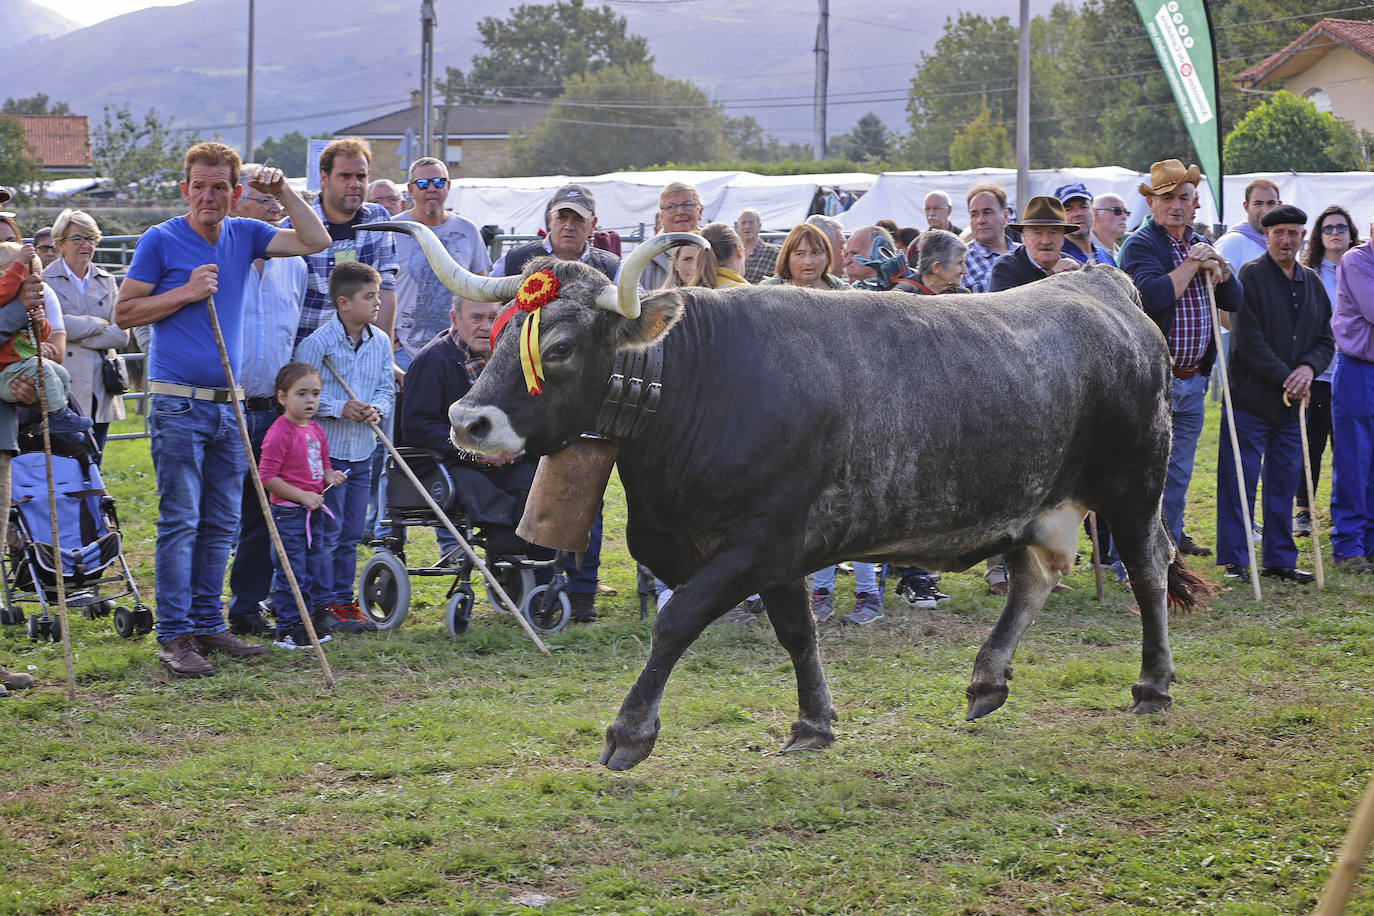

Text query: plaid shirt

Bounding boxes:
[456,338,487,387]
[743,240,780,283]
[964,239,1018,293]
[286,200,399,344]
[1165,227,1212,369]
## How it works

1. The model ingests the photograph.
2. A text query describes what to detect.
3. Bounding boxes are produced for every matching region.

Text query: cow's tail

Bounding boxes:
[1166,548,1218,617]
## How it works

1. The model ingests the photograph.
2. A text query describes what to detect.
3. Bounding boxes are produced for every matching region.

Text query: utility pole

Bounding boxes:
[1015,0,1030,213]
[245,0,255,161]
[421,0,436,160]
[813,0,828,160]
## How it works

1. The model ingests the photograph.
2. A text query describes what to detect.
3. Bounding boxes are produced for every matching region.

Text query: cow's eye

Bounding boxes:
[545,341,573,360]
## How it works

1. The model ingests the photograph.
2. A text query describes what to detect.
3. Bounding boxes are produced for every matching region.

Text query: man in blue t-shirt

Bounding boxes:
[115,141,329,678]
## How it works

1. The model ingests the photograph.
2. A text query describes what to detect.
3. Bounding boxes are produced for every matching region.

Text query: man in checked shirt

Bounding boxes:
[1120,159,1243,552]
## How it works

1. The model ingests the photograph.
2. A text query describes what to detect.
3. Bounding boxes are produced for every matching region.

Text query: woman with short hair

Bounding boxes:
[760,223,847,290]
[42,209,127,459]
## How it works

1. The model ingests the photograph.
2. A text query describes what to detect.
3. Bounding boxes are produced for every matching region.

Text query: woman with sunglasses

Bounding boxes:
[1291,206,1361,537]
[41,209,127,461]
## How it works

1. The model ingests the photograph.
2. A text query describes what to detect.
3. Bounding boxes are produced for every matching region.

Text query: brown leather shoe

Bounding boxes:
[158,634,214,677]
[196,631,269,657]
[0,665,35,691]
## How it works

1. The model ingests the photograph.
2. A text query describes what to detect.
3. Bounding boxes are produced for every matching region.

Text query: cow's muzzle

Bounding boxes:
[449,402,525,455]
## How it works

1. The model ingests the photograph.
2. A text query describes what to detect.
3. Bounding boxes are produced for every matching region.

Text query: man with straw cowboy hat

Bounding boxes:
[114,142,329,678]
[1120,159,1243,555]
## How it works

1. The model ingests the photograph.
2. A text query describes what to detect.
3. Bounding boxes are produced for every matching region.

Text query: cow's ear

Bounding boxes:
[614,291,684,350]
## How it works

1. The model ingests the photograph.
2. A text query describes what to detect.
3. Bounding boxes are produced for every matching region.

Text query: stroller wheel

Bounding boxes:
[0,605,21,626]
[444,586,474,637]
[360,550,411,630]
[96,599,115,618]
[112,607,137,639]
[28,614,59,643]
[133,606,154,636]
[25,614,40,641]
[521,584,571,634]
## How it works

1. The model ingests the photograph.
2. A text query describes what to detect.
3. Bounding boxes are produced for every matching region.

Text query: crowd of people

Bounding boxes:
[0,137,1370,685]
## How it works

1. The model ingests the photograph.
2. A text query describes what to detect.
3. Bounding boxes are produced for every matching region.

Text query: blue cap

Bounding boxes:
[1053,182,1093,204]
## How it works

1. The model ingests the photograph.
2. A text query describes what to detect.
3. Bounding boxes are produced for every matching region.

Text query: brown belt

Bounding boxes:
[1171,365,1199,380]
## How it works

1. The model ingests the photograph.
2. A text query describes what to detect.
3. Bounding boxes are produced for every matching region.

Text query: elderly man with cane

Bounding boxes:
[115,142,329,678]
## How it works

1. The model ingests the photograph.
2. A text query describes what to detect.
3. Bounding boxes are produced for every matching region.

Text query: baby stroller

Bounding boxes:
[0,426,151,642]
[358,447,571,636]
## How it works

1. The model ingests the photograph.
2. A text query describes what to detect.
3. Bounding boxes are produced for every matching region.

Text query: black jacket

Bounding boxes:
[988,245,1049,292]
[1231,254,1334,423]
[399,330,471,462]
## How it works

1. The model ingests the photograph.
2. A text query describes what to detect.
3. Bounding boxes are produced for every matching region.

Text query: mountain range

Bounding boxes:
[3,0,82,52]
[0,0,1056,154]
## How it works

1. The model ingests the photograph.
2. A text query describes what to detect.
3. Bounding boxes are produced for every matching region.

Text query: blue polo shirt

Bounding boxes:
[126,215,277,387]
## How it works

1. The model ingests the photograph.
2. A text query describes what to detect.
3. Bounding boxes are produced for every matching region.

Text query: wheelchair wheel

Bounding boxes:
[488,567,534,614]
[113,607,137,639]
[444,586,474,637]
[521,584,571,634]
[360,550,410,630]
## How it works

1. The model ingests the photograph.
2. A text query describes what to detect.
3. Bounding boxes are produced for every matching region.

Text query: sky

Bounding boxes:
[35,0,189,27]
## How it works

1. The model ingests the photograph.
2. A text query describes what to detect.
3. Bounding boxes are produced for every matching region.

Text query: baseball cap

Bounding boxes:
[1053,182,1093,205]
[548,184,595,220]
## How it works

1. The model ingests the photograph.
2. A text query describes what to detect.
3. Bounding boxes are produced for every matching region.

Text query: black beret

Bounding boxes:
[1261,204,1307,228]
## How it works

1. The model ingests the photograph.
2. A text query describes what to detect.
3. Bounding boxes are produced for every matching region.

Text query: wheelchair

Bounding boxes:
[358,448,572,636]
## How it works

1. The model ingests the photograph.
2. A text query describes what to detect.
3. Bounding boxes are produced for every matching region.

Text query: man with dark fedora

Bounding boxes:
[1120,158,1242,554]
[1214,204,1333,585]
[988,195,1082,292]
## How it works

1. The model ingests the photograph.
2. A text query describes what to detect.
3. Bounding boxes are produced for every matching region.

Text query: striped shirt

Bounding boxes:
[965,239,1018,293]
[286,200,399,344]
[239,256,307,398]
[1165,228,1212,369]
[294,315,396,462]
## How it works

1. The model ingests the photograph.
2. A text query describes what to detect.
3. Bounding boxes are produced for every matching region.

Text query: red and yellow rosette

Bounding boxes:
[491,269,560,395]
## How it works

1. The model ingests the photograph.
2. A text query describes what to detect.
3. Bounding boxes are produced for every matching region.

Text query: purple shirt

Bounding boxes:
[1334,239,1374,363]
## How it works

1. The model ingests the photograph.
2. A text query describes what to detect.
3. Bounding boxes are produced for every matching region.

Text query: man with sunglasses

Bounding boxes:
[1092,193,1130,260]
[391,157,491,368]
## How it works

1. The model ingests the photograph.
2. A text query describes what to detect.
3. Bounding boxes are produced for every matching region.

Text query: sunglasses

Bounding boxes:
[411,177,448,190]
[1095,206,1128,216]
[1322,223,1350,234]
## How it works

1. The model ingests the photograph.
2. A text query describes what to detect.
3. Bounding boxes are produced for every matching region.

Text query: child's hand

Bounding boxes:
[326,469,348,487]
[300,491,325,510]
[16,244,35,270]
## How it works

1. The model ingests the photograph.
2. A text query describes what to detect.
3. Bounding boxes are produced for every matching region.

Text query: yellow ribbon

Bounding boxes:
[519,307,544,394]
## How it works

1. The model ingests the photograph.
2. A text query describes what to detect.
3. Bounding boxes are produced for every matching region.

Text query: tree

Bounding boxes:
[253,131,323,178]
[505,64,727,176]
[91,105,188,198]
[2,94,70,116]
[723,115,812,163]
[830,112,891,163]
[948,108,1013,170]
[0,117,43,194]
[462,0,652,102]
[1223,91,1364,173]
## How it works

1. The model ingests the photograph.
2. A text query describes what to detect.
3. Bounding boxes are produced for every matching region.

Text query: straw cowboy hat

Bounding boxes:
[1007,195,1080,232]
[1138,159,1202,197]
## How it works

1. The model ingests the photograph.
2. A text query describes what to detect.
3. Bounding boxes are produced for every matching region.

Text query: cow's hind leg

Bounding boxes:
[760,578,836,753]
[1111,513,1176,713]
[966,544,1057,720]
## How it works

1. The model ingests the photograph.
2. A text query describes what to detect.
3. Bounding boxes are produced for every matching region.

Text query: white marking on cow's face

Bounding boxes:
[449,402,526,455]
[1027,501,1089,576]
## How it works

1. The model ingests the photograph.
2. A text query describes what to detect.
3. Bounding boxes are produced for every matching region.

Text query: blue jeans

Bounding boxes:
[323,456,373,604]
[563,510,603,596]
[1163,372,1208,544]
[268,504,331,628]
[227,406,278,619]
[1215,408,1302,569]
[1331,352,1374,560]
[148,395,245,643]
[813,563,878,594]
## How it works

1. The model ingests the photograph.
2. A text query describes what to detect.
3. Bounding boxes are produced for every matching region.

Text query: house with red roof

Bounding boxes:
[6,114,93,175]
[1234,18,1374,133]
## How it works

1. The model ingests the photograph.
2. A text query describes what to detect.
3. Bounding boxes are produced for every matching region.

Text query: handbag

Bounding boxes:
[101,350,130,395]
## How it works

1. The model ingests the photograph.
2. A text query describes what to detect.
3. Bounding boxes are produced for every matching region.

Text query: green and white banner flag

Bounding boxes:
[1133,0,1223,215]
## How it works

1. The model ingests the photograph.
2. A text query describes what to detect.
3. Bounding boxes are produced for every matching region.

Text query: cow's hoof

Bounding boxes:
[598,721,659,771]
[965,682,1009,720]
[1127,683,1173,714]
[781,719,835,753]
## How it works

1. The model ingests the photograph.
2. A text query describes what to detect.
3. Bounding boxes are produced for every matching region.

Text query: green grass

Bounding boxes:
[0,402,1370,914]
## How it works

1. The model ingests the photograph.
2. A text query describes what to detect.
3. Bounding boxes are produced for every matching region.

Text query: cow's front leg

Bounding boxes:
[759,578,836,753]
[599,560,755,771]
[966,545,1057,720]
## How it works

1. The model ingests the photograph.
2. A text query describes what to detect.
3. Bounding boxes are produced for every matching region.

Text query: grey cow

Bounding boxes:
[373,224,1210,771]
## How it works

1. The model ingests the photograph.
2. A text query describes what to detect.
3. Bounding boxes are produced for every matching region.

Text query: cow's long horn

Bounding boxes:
[364,221,522,302]
[594,232,708,319]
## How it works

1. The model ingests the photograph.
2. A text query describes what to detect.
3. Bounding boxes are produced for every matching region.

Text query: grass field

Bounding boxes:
[0,404,1370,915]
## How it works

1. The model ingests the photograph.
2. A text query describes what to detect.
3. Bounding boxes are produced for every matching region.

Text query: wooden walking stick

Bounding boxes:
[320,357,550,657]
[1206,275,1262,601]
[204,295,335,688]
[29,309,77,700]
[1088,511,1104,602]
[1312,770,1374,915]
[1291,395,1325,588]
